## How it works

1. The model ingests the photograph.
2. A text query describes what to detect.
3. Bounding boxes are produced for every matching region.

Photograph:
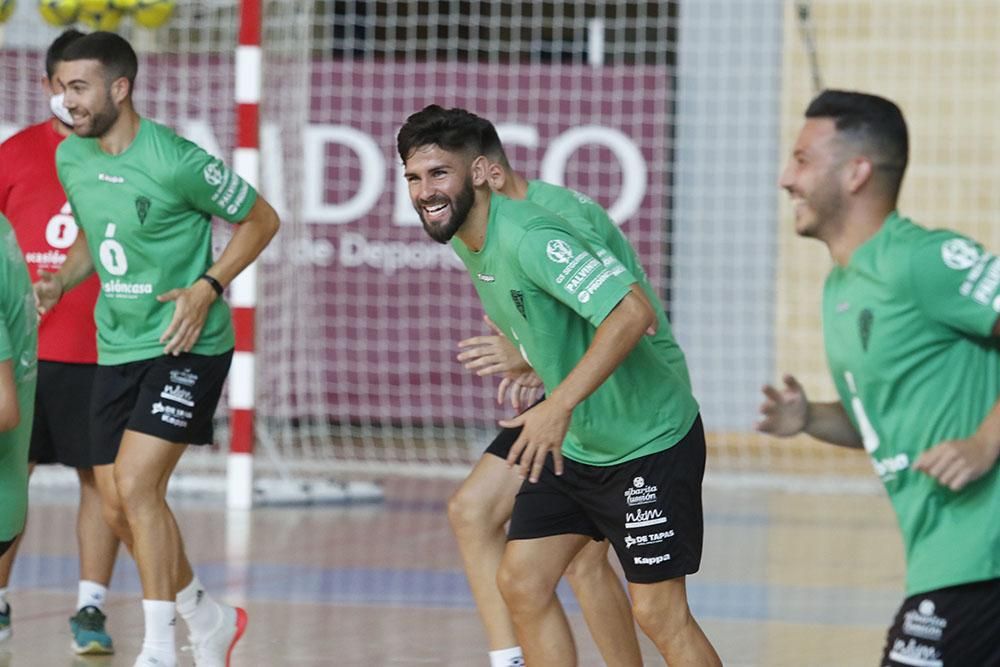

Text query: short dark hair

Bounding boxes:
[476,116,511,168]
[60,31,138,93]
[46,29,86,79]
[397,105,487,164]
[805,89,909,201]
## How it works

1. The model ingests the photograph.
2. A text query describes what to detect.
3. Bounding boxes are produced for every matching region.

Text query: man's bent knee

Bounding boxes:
[113,465,163,513]
[497,553,559,614]
[630,581,692,636]
[446,486,489,533]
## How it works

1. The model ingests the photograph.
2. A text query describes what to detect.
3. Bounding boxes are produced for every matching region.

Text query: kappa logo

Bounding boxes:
[633,554,671,566]
[545,239,574,264]
[941,238,979,270]
[98,173,125,184]
[135,196,151,225]
[858,308,873,351]
[203,162,225,186]
[476,273,495,283]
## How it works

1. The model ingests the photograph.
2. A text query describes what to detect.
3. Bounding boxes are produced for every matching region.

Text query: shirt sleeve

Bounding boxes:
[910,232,1000,336]
[516,223,636,327]
[174,142,258,223]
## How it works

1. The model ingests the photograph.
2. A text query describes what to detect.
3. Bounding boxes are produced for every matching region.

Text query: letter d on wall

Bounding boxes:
[304,126,385,224]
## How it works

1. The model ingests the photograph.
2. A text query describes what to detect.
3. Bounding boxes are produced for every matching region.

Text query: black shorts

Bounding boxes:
[30,361,98,468]
[508,414,706,584]
[90,350,233,464]
[881,578,1000,667]
[484,397,545,460]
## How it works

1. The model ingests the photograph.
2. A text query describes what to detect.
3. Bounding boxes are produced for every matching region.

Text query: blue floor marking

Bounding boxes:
[10,555,893,626]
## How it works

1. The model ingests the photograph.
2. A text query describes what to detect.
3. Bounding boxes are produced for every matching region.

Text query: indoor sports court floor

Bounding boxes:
[1,477,903,666]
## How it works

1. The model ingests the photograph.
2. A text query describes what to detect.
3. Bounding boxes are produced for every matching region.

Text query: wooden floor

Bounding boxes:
[0,476,904,666]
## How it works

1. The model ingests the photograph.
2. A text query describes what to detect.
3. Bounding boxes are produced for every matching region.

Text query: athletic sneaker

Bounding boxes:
[132,652,175,667]
[190,605,247,667]
[0,604,10,642]
[69,605,114,655]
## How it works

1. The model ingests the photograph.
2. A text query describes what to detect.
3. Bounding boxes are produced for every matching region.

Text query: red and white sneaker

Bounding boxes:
[190,605,247,667]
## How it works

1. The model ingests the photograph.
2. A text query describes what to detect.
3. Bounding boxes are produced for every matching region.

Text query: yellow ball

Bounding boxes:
[38,0,79,26]
[78,6,121,30]
[132,0,172,28]
[0,0,15,25]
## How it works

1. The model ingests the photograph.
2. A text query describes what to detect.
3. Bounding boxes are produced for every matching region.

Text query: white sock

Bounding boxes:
[140,599,176,663]
[489,646,525,667]
[0,587,8,614]
[77,580,108,612]
[175,575,221,641]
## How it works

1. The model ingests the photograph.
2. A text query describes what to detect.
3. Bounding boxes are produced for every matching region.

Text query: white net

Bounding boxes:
[254,1,681,482]
[2,0,998,490]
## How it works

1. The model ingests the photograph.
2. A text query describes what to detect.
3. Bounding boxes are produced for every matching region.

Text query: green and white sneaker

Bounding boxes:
[69,605,114,655]
[0,604,10,642]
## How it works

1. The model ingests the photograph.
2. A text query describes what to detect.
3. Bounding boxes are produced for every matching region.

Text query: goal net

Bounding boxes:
[2,1,999,493]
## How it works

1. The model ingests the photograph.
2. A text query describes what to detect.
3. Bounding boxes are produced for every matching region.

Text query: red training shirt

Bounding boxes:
[0,120,99,364]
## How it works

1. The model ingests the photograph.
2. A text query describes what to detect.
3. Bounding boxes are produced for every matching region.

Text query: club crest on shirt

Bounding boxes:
[203,162,226,186]
[858,308,873,351]
[546,239,574,264]
[940,238,979,270]
[135,196,151,225]
[510,290,526,319]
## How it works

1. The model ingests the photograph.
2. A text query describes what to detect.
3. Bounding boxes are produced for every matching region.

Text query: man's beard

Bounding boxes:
[419,177,475,244]
[75,94,119,138]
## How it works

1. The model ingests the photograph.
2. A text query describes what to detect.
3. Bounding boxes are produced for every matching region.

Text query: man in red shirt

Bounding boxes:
[0,30,120,655]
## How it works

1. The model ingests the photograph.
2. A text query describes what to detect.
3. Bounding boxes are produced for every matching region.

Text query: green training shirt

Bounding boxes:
[0,213,37,541]
[451,193,699,466]
[823,211,1000,595]
[56,118,257,365]
[525,180,691,388]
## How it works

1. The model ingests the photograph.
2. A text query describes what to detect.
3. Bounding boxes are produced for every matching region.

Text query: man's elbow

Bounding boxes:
[257,197,281,240]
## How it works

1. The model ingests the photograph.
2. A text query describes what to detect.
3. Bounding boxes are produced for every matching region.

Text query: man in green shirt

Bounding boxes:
[35,32,279,667]
[759,90,1000,666]
[449,119,663,667]
[0,213,37,564]
[399,106,720,667]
